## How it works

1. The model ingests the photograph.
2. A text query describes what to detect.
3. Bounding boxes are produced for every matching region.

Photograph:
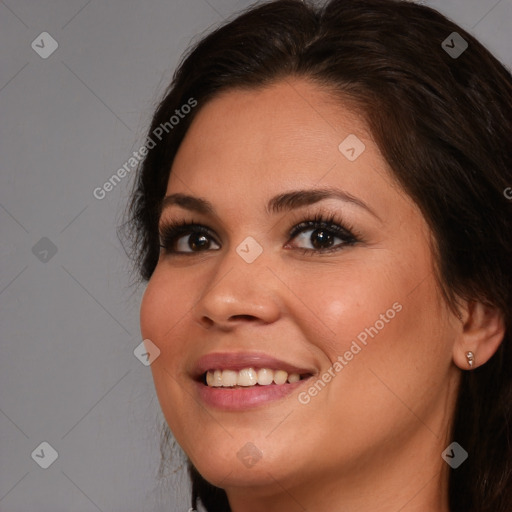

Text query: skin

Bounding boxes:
[140,78,504,512]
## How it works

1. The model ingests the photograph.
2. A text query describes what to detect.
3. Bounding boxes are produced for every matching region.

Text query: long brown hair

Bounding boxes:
[121,1,512,510]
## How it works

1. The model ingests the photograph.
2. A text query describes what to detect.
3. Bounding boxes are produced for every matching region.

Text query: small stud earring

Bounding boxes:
[466,351,475,368]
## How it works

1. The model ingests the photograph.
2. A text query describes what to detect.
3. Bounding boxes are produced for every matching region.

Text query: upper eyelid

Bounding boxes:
[159,222,219,242]
[158,214,349,235]
[160,221,348,239]
[158,216,225,239]
[158,204,353,230]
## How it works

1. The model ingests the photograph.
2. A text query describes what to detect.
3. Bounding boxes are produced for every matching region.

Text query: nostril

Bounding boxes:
[199,317,215,328]
[230,314,258,321]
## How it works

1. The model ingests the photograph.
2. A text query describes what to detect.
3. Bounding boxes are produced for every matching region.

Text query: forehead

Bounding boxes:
[166,79,403,216]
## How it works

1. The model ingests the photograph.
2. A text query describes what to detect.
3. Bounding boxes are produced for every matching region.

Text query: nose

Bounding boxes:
[192,246,282,330]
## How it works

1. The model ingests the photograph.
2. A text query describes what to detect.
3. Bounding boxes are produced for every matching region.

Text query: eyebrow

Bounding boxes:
[160,188,381,221]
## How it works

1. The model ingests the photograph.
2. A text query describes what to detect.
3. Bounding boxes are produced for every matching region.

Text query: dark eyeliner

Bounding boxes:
[158,220,218,252]
[287,212,359,254]
[158,212,359,255]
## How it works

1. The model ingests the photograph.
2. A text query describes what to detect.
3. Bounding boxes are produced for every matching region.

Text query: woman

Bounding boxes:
[123,0,512,510]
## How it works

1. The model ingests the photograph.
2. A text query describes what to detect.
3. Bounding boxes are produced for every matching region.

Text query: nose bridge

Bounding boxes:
[193,237,280,327]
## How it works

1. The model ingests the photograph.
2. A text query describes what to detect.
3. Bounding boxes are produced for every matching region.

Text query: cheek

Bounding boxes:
[286,252,452,393]
[139,268,197,368]
[141,268,187,333]
[280,265,454,457]
[306,261,453,408]
[139,269,198,440]
[287,263,405,359]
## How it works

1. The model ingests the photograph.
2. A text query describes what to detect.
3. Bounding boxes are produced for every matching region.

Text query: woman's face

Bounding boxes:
[140,79,461,506]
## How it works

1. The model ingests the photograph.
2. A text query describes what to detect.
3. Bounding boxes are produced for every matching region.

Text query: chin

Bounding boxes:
[177,426,295,487]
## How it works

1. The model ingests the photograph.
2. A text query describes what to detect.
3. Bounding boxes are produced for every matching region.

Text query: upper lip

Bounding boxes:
[192,352,316,380]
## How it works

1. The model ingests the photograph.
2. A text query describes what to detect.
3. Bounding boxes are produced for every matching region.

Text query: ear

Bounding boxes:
[453,300,506,370]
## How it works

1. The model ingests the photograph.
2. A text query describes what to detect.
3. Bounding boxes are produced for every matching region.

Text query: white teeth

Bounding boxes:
[205,368,304,387]
[237,368,258,386]
[273,370,288,385]
[213,370,222,386]
[257,368,274,386]
[221,369,238,387]
[206,370,223,387]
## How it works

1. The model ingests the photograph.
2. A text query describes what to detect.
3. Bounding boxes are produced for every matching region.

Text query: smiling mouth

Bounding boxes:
[202,367,313,388]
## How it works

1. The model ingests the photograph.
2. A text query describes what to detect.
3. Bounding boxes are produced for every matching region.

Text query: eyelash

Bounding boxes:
[158,212,360,256]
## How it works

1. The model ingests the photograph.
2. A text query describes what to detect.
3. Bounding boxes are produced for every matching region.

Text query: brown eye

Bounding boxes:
[159,223,221,253]
[292,227,344,251]
[309,229,336,249]
[186,233,214,251]
[288,217,357,254]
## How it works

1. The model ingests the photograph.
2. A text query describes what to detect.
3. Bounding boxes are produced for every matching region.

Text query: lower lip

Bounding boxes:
[195,379,310,410]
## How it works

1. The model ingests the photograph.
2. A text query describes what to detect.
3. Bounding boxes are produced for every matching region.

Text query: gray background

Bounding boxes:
[0,0,510,511]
